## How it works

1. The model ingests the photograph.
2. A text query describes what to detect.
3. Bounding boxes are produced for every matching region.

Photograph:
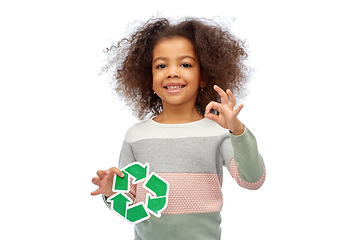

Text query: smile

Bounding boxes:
[165,85,185,90]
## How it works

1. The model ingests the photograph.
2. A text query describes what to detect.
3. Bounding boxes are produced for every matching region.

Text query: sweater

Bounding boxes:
[103,117,266,240]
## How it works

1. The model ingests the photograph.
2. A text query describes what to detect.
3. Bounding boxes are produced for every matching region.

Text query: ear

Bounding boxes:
[200,80,206,89]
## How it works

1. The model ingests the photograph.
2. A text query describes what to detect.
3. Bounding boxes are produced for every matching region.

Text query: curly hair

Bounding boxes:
[102,17,252,120]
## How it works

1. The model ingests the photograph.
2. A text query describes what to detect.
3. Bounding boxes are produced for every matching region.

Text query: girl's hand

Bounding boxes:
[91,167,124,197]
[205,85,245,135]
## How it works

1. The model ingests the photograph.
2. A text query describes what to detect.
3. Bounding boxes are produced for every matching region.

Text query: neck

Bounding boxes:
[154,104,204,124]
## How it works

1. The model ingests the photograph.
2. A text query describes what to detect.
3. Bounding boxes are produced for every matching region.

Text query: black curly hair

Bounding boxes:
[102,17,252,120]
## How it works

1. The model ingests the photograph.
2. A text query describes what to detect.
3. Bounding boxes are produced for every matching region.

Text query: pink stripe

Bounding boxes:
[229,159,266,190]
[134,173,224,215]
[128,183,137,201]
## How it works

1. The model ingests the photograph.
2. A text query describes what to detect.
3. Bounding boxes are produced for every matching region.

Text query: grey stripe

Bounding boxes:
[119,134,233,177]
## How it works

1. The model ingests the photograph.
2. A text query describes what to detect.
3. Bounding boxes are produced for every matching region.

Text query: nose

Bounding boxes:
[167,66,180,79]
[167,73,179,78]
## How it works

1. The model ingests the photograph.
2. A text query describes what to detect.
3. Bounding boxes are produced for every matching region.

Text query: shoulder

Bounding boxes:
[197,118,229,136]
[123,118,154,143]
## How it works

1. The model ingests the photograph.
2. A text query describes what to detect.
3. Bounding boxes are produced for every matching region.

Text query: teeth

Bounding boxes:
[167,86,183,90]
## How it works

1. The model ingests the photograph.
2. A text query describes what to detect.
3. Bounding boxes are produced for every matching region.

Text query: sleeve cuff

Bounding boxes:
[229,125,249,143]
[102,195,111,209]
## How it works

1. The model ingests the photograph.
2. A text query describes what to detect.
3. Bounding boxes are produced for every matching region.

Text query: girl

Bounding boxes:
[91,17,266,240]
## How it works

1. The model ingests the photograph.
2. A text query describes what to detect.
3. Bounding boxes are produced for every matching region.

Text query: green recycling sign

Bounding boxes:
[107,162,169,224]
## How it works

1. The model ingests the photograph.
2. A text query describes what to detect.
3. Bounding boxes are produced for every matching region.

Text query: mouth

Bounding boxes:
[165,85,185,90]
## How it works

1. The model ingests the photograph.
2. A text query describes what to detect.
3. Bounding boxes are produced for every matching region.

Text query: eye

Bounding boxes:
[156,64,166,69]
[181,63,191,68]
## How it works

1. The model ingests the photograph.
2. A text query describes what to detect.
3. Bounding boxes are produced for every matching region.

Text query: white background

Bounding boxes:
[1,0,359,239]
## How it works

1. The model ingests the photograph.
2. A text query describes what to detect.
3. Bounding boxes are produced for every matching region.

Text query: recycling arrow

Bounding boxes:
[146,195,167,217]
[107,192,131,217]
[113,171,129,192]
[144,173,169,217]
[126,203,149,223]
[107,162,169,224]
[123,162,148,184]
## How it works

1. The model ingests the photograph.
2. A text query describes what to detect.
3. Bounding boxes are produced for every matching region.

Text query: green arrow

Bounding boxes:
[126,203,149,223]
[108,163,169,224]
[113,171,129,192]
[144,173,168,197]
[124,162,148,183]
[108,193,131,217]
[146,195,167,216]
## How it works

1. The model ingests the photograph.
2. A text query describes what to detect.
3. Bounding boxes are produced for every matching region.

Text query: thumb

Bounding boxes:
[205,112,219,123]
[108,167,125,178]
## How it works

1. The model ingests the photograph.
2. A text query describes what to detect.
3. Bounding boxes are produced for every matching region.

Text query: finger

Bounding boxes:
[92,176,100,185]
[205,101,222,114]
[234,104,244,117]
[96,170,108,179]
[226,89,236,109]
[108,167,125,178]
[205,111,220,123]
[90,188,102,196]
[214,85,228,104]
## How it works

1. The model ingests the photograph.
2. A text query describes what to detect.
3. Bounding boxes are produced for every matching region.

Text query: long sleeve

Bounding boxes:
[102,134,138,208]
[228,126,266,190]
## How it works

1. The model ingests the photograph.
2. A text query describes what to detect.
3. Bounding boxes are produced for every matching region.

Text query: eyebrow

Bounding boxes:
[153,55,196,63]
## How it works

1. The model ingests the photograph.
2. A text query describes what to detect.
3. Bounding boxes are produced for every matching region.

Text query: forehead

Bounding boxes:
[153,37,196,59]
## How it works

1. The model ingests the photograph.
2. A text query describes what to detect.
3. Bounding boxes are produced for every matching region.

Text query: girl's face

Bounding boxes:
[152,37,203,110]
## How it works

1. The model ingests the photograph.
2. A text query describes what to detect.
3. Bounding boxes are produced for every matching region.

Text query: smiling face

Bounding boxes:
[152,37,204,112]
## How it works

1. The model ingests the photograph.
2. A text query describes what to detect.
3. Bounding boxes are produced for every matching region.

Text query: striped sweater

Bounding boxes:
[103,117,266,240]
